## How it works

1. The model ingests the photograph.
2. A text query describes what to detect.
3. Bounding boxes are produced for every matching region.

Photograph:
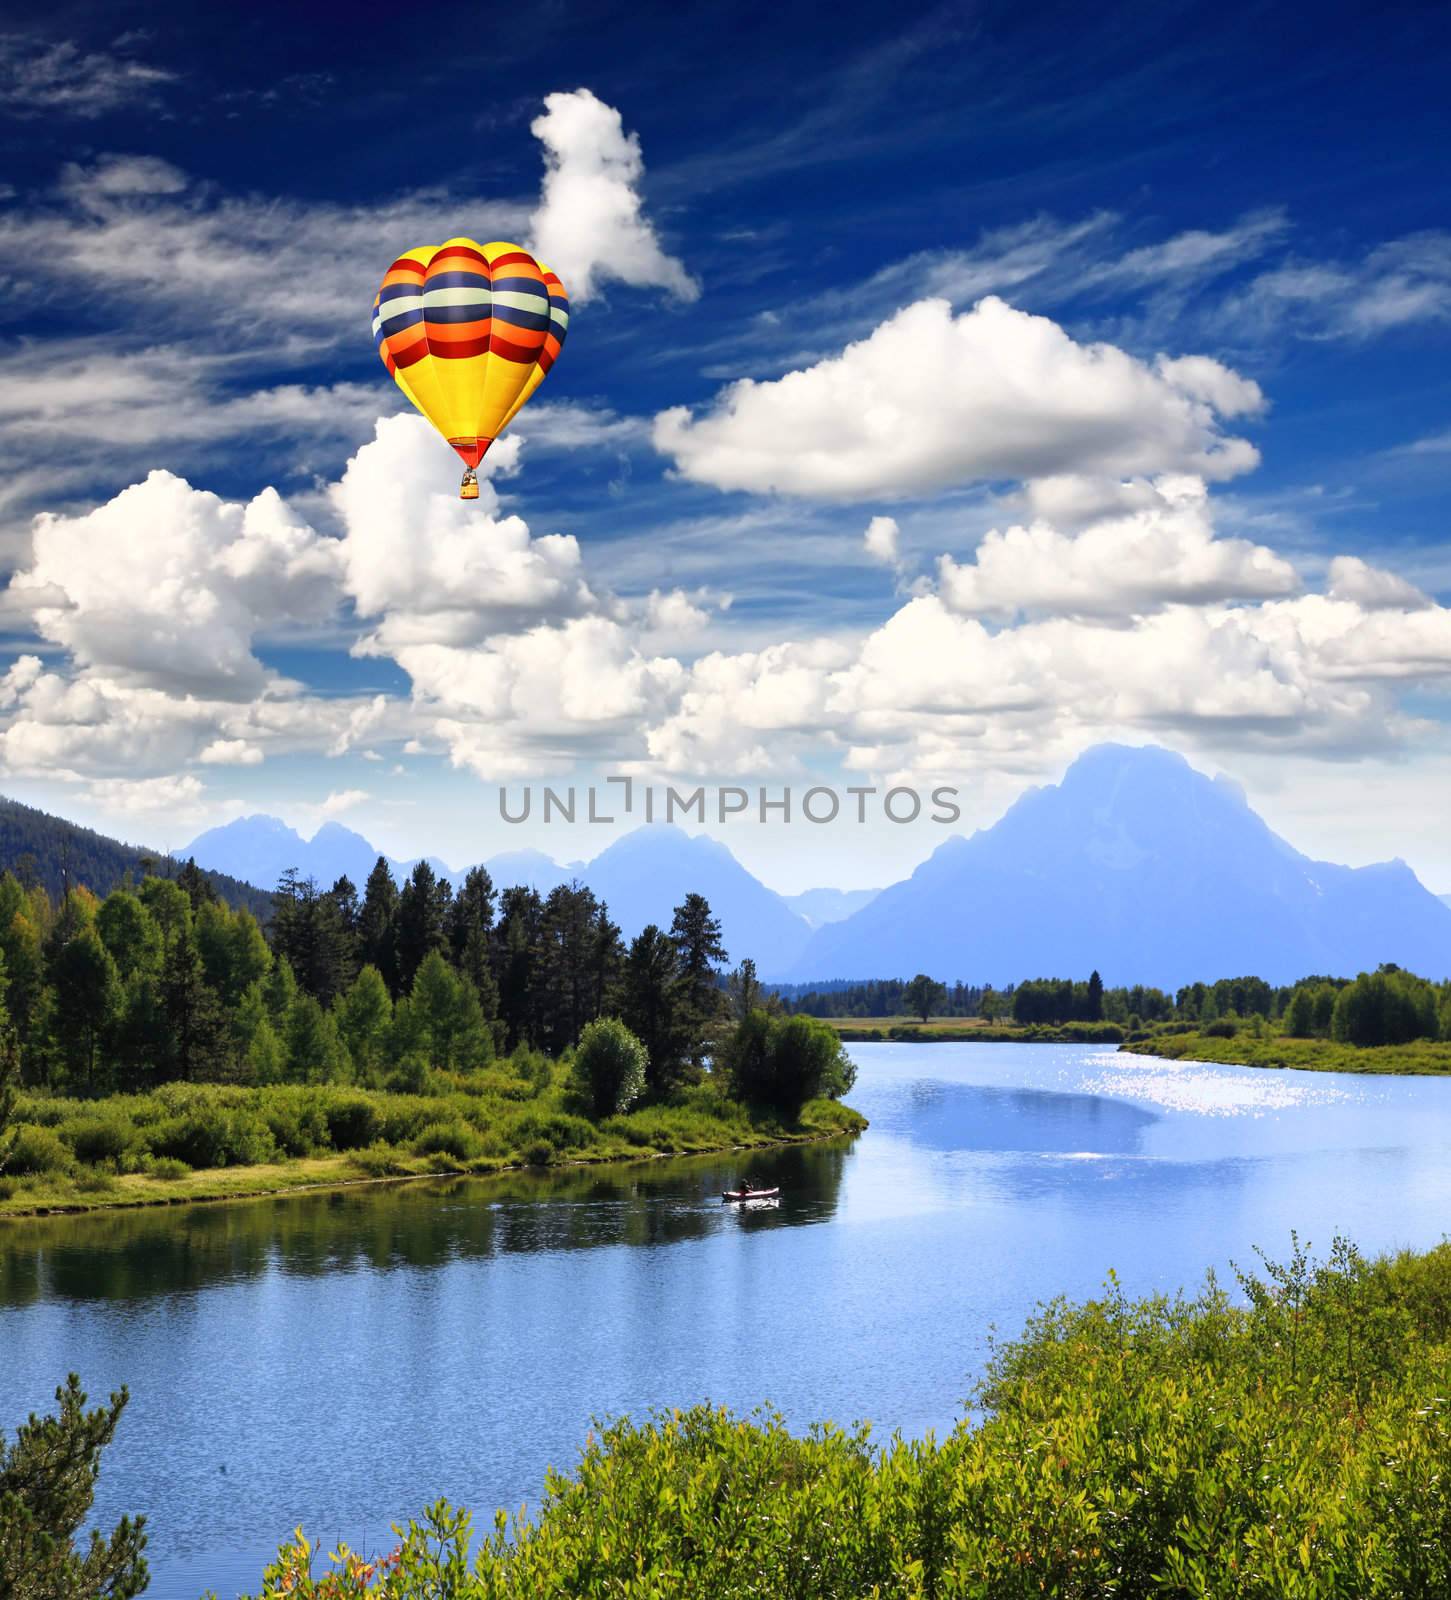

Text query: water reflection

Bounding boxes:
[0,1139,854,1309]
[899,1080,1159,1155]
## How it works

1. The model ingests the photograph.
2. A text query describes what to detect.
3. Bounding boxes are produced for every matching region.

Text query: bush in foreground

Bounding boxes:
[569,1017,647,1117]
[243,1237,1451,1598]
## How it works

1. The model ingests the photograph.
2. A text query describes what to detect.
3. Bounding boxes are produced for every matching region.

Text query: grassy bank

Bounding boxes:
[824,1015,1126,1043]
[1123,1029,1451,1074]
[0,1064,865,1218]
[242,1236,1451,1597]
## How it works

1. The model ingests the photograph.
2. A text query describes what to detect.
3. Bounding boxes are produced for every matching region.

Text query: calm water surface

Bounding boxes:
[5,1041,1451,1597]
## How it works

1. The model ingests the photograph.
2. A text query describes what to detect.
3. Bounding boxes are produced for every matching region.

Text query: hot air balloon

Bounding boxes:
[371,238,568,499]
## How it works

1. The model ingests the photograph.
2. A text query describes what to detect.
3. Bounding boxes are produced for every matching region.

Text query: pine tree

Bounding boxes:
[358,857,400,996]
[395,862,451,993]
[160,929,228,1082]
[670,893,727,1071]
[621,925,687,1095]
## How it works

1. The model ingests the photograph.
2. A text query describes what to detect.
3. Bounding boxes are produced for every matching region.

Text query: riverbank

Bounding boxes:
[0,1080,865,1220]
[823,1016,1126,1043]
[1122,1030,1451,1074]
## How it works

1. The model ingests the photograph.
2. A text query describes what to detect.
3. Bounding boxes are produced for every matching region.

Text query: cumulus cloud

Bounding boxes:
[937,477,1298,621]
[654,297,1262,499]
[10,471,343,697]
[1326,555,1432,611]
[318,788,368,816]
[529,88,698,304]
[199,738,264,766]
[863,516,902,568]
[332,416,595,651]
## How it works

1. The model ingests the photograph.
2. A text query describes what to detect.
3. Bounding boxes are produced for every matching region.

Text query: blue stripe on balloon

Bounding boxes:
[422,302,492,325]
[491,276,549,298]
[379,306,424,335]
[424,270,492,292]
[377,282,421,305]
[491,303,551,332]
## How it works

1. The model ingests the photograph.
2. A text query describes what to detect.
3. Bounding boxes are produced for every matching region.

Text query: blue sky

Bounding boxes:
[1,0,1450,892]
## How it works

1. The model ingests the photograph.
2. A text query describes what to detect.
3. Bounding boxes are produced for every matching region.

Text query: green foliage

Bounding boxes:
[724,1009,857,1116]
[245,1240,1451,1599]
[0,1374,148,1599]
[570,1017,647,1117]
[1332,966,1440,1046]
[902,972,948,1022]
[4,1123,72,1176]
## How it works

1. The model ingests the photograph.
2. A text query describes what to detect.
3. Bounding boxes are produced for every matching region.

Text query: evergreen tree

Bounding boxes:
[0,1375,149,1599]
[49,929,121,1092]
[335,965,393,1077]
[358,857,400,996]
[284,993,349,1082]
[621,925,687,1095]
[494,885,542,1050]
[395,862,451,993]
[534,884,610,1054]
[408,950,492,1070]
[669,893,727,1070]
[1086,969,1105,1021]
[175,856,218,911]
[160,928,228,1082]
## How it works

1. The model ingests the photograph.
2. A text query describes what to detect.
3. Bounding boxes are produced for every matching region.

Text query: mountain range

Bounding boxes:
[177,743,1451,988]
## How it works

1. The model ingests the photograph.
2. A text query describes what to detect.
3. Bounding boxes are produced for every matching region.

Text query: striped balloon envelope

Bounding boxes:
[372,238,568,498]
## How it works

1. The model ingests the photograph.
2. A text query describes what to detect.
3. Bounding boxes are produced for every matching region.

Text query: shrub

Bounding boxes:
[323,1096,379,1152]
[145,1156,192,1180]
[412,1120,482,1163]
[521,1137,555,1168]
[60,1116,135,1167]
[570,1018,647,1118]
[5,1124,72,1176]
[148,1110,275,1170]
[724,1011,857,1116]
[1202,1017,1239,1037]
[263,1097,331,1158]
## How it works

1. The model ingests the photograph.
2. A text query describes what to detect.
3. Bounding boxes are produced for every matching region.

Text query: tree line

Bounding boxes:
[788,964,1451,1045]
[0,855,851,1113]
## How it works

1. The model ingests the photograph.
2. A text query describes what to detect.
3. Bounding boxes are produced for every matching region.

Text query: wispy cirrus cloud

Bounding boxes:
[0,32,175,118]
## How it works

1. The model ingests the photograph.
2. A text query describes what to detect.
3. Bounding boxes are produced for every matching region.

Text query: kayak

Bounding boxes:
[722,1187,780,1202]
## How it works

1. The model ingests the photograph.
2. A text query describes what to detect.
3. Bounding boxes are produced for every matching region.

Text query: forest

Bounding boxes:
[0,857,859,1207]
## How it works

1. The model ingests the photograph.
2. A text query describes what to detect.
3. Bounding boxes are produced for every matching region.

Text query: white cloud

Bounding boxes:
[1326,555,1431,611]
[199,738,264,766]
[0,33,174,117]
[87,773,206,816]
[1229,233,1451,340]
[529,88,698,304]
[318,788,369,816]
[864,516,901,567]
[9,470,343,697]
[331,415,595,651]
[654,296,1262,499]
[937,477,1298,620]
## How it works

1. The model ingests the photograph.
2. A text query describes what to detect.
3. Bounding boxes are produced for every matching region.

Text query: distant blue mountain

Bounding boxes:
[783,886,883,928]
[184,815,450,894]
[582,825,812,974]
[787,744,1451,988]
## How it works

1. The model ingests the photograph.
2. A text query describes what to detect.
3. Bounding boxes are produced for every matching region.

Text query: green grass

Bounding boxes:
[1123,1029,1451,1074]
[0,1067,865,1217]
[245,1237,1451,1597]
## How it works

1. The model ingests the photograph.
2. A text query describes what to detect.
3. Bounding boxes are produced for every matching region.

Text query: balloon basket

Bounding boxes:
[460,468,479,501]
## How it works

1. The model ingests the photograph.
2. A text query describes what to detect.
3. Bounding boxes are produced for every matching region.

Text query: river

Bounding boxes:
[5,1041,1451,1597]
